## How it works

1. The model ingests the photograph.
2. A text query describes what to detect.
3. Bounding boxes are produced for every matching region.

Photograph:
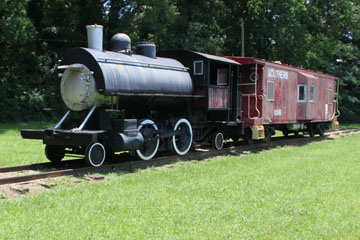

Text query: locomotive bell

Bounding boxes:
[59,64,97,111]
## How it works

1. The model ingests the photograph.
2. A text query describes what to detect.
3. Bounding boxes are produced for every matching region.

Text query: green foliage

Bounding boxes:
[0,0,58,121]
[330,44,360,122]
[0,0,359,122]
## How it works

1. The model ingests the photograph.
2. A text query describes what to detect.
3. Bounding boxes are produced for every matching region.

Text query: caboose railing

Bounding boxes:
[330,79,341,120]
[238,63,261,119]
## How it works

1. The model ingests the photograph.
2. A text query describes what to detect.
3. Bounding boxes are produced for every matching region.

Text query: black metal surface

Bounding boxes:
[111,33,131,52]
[136,42,156,58]
[60,48,193,96]
[21,129,45,139]
[22,129,106,147]
[110,132,144,152]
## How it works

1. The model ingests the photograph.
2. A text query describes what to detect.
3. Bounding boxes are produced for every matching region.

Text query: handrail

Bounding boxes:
[330,79,341,120]
[250,63,261,119]
[97,57,189,72]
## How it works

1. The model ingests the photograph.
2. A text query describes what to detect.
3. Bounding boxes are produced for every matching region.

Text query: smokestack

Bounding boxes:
[86,24,103,52]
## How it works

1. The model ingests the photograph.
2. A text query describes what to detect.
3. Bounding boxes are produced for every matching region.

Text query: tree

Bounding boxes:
[0,0,359,122]
[0,0,46,121]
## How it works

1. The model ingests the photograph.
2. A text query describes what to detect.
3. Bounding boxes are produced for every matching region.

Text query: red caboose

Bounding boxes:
[226,57,339,142]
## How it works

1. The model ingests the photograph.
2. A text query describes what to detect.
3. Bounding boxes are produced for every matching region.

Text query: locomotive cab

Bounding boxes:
[159,50,244,146]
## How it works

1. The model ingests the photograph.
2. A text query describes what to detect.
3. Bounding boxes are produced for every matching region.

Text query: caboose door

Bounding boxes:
[296,73,308,120]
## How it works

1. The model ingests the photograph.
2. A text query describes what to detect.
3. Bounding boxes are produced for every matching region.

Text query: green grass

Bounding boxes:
[340,122,360,129]
[0,122,55,166]
[0,126,359,239]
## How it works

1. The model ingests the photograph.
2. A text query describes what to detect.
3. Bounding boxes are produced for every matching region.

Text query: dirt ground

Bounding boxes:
[0,175,104,200]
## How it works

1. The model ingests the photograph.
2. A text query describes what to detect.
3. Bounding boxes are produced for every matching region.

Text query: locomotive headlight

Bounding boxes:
[60,64,96,111]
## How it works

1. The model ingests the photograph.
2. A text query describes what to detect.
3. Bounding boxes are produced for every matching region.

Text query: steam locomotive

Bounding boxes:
[21,25,340,167]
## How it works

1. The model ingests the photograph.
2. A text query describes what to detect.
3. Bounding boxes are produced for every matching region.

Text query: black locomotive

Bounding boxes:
[21,25,243,166]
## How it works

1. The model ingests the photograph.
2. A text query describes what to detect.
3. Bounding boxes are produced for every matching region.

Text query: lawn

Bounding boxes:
[0,122,55,167]
[0,123,359,239]
[341,122,360,129]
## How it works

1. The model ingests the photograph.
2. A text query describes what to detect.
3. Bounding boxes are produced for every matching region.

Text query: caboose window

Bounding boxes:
[309,86,315,103]
[297,85,306,102]
[267,81,275,101]
[194,61,203,75]
[328,89,333,104]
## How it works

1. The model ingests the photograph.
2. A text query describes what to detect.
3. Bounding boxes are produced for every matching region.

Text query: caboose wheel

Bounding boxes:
[309,130,315,137]
[135,119,160,160]
[244,127,254,145]
[45,145,65,163]
[282,130,289,137]
[212,132,224,150]
[85,142,106,167]
[170,118,193,155]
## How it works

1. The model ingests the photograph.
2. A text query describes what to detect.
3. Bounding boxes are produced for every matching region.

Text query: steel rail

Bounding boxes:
[0,159,85,174]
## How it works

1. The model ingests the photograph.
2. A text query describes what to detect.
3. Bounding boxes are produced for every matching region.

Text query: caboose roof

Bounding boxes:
[160,50,240,65]
[226,56,338,80]
[191,51,240,65]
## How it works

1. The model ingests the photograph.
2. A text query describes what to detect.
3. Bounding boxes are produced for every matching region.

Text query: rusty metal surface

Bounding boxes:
[208,87,229,109]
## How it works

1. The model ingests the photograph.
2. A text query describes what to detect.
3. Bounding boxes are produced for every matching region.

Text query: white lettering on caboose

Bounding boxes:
[274,109,282,116]
[268,68,288,80]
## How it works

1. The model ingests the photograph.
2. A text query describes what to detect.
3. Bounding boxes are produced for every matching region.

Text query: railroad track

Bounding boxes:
[1,128,359,186]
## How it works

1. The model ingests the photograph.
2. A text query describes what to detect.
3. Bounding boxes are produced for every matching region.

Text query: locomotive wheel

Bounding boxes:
[85,142,106,167]
[45,145,65,163]
[170,118,193,155]
[135,119,159,160]
[212,132,224,150]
